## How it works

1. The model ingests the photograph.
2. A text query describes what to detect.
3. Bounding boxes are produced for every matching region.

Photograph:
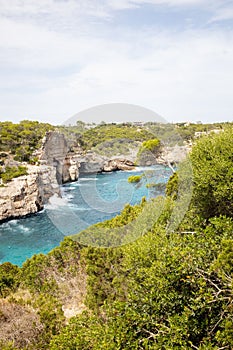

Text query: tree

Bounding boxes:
[190,127,233,219]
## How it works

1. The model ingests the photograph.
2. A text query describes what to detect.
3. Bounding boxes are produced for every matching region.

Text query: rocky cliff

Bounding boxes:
[156,145,189,167]
[0,165,59,222]
[0,129,190,222]
[0,131,80,222]
[39,131,80,183]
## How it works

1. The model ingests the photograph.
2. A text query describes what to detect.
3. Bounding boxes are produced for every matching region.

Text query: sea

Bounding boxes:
[0,165,172,266]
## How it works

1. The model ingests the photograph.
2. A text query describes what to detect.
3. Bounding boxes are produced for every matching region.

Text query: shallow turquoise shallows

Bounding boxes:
[0,166,172,266]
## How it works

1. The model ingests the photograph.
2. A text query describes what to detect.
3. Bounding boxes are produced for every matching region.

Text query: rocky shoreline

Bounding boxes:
[0,131,189,223]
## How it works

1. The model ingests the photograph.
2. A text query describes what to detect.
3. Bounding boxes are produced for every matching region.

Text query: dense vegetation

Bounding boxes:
[80,123,155,150]
[0,125,232,349]
[0,120,54,162]
[145,121,230,143]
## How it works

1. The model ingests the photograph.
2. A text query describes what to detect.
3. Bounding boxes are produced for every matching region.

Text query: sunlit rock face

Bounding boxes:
[39,131,80,183]
[103,158,135,172]
[0,165,60,222]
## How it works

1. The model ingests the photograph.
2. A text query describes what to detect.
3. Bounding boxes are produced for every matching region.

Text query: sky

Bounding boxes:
[0,0,233,125]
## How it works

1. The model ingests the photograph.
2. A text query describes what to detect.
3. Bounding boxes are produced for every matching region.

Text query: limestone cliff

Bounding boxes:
[0,165,59,222]
[76,152,106,174]
[38,131,80,183]
[0,132,82,222]
[156,145,189,166]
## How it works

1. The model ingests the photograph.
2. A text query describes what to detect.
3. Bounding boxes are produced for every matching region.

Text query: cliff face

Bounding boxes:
[0,165,60,222]
[77,152,136,174]
[39,132,80,183]
[0,132,81,222]
[0,129,190,222]
[77,152,106,174]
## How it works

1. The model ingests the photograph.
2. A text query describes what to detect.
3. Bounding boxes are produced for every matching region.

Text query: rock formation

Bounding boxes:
[38,131,80,183]
[0,165,60,222]
[137,144,189,167]
[0,129,190,222]
[77,152,106,174]
[62,155,80,183]
[156,145,189,167]
[103,158,135,172]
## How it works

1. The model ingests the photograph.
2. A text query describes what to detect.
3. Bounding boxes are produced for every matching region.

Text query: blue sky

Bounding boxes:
[0,0,233,124]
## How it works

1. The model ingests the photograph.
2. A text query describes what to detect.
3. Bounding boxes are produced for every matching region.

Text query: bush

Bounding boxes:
[0,263,20,297]
[128,175,142,183]
[0,165,28,183]
[191,127,233,219]
[141,138,160,151]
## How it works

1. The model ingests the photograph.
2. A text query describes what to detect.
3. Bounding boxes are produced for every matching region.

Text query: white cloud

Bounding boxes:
[210,7,233,22]
[0,0,232,123]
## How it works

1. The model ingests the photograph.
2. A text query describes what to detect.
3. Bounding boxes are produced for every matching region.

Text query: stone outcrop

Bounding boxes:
[77,152,106,174]
[76,152,135,174]
[137,144,189,167]
[39,132,69,184]
[62,155,80,183]
[103,158,135,172]
[38,131,80,183]
[0,131,82,222]
[0,165,60,222]
[156,145,189,166]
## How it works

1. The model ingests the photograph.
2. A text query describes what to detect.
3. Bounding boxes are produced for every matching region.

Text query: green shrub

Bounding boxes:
[0,165,28,183]
[141,138,160,151]
[0,263,20,297]
[191,127,233,219]
[128,174,142,183]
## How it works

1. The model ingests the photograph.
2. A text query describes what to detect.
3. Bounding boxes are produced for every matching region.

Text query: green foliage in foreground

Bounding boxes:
[0,127,233,349]
[191,127,233,219]
[50,215,233,350]
[0,263,20,297]
[0,165,28,183]
[49,128,233,350]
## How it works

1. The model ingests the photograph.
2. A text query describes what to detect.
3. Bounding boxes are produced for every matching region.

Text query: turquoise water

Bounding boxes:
[0,166,172,266]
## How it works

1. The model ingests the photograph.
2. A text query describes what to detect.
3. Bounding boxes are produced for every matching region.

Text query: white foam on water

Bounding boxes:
[65,194,74,200]
[10,219,18,225]
[67,204,91,211]
[18,225,30,232]
[1,219,19,229]
[45,194,69,210]
[79,178,98,181]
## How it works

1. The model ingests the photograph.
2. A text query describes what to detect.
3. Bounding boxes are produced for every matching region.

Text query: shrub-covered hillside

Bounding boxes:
[0,126,233,349]
[81,123,156,149]
[0,120,54,162]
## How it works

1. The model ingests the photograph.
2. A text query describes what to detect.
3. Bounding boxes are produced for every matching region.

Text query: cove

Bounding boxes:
[0,165,172,266]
